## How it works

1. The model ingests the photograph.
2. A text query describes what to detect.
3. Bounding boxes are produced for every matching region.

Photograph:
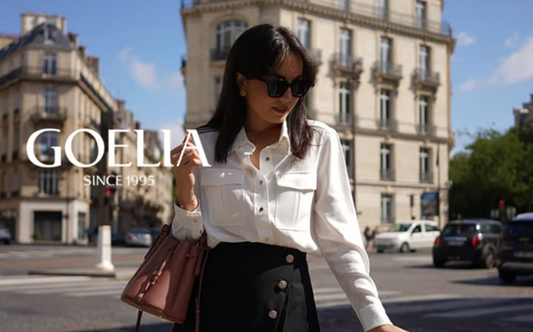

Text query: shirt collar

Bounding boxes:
[230,120,291,155]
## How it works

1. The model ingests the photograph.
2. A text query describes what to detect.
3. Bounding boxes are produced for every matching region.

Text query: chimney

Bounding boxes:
[135,121,141,130]
[78,45,86,59]
[88,56,100,76]
[68,32,78,47]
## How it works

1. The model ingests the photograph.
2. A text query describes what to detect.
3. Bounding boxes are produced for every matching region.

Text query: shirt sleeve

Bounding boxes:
[171,166,204,241]
[312,129,392,332]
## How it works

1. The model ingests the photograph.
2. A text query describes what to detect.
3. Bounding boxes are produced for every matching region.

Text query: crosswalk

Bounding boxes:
[0,247,139,260]
[0,275,532,326]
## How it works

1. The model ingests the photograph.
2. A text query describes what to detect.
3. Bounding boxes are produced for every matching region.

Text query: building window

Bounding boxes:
[419,45,430,79]
[381,194,393,223]
[339,81,351,124]
[380,37,392,72]
[215,20,247,51]
[419,96,430,133]
[12,169,18,192]
[1,132,7,156]
[380,144,393,181]
[339,28,352,66]
[43,89,58,114]
[14,90,19,113]
[40,131,58,159]
[335,0,349,10]
[38,169,59,195]
[341,140,353,177]
[3,94,8,117]
[297,19,311,49]
[379,89,391,128]
[376,0,389,19]
[78,212,87,241]
[415,1,427,29]
[90,138,98,162]
[13,128,19,154]
[420,148,431,183]
[214,76,222,105]
[43,53,57,75]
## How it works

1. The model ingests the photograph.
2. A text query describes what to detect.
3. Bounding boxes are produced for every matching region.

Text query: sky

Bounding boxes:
[1,1,532,152]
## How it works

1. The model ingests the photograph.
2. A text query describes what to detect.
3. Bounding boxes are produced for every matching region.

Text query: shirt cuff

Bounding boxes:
[172,196,203,237]
[357,302,393,332]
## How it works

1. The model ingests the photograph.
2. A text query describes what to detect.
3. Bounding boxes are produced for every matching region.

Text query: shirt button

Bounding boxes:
[193,218,199,223]
[259,180,263,185]
[268,310,278,319]
[266,157,270,161]
[278,280,288,290]
[259,207,264,212]
[264,237,270,243]
[286,254,294,264]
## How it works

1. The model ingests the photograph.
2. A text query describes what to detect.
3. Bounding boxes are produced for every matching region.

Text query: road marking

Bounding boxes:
[383,293,462,304]
[21,283,126,295]
[69,289,125,297]
[0,276,92,286]
[427,303,533,318]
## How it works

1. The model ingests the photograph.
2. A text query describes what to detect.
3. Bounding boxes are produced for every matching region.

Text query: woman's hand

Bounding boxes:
[171,135,202,211]
[368,324,409,332]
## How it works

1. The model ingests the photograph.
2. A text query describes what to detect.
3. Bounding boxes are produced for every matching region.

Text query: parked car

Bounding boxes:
[374,220,440,253]
[497,213,533,283]
[125,229,153,247]
[432,219,502,268]
[0,224,11,244]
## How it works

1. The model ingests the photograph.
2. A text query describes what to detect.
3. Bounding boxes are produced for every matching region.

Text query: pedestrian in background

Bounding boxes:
[364,226,373,251]
[170,23,408,332]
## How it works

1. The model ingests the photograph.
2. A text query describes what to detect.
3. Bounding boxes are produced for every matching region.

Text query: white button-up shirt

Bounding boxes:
[172,120,392,331]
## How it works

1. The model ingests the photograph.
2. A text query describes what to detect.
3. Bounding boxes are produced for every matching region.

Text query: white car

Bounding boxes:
[0,224,12,245]
[374,220,440,253]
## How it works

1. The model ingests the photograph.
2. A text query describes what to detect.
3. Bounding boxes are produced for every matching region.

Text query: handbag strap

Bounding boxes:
[134,310,142,332]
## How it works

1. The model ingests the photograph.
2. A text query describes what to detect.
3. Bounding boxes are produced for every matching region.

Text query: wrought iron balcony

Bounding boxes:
[376,118,398,131]
[414,68,440,88]
[418,123,436,136]
[211,47,231,61]
[338,113,352,127]
[420,172,434,184]
[0,66,76,88]
[373,61,402,82]
[30,107,67,124]
[332,53,363,76]
[380,168,395,181]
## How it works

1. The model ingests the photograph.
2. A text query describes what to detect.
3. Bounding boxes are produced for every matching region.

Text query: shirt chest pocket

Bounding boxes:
[275,172,317,231]
[201,169,246,226]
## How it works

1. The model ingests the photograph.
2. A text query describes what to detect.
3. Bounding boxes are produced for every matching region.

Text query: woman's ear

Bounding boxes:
[236,73,246,90]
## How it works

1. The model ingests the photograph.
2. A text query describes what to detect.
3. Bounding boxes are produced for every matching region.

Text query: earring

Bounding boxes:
[239,88,247,97]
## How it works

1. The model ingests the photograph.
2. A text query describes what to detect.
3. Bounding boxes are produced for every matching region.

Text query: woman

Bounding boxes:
[170,23,408,332]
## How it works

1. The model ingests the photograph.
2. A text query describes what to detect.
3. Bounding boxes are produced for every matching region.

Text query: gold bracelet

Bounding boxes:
[176,196,197,210]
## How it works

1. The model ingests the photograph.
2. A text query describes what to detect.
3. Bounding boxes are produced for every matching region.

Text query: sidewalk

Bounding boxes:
[27,266,137,280]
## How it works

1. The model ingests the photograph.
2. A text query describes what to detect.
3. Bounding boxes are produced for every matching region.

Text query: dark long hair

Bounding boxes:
[203,23,318,164]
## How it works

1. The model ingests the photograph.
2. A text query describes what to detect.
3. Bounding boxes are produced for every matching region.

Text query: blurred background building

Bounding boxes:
[180,0,456,230]
[0,13,173,244]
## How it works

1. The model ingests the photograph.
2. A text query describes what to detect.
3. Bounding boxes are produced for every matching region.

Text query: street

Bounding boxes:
[0,245,532,332]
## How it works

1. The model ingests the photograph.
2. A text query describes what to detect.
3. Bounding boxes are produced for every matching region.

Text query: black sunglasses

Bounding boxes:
[255,77,311,98]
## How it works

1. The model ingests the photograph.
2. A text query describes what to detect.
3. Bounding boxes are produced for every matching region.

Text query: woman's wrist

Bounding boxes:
[175,196,198,211]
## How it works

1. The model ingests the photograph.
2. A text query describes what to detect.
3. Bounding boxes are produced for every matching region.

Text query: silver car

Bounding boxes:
[125,229,152,247]
[0,224,12,244]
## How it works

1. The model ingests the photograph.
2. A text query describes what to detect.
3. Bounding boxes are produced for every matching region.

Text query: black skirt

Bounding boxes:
[172,241,321,332]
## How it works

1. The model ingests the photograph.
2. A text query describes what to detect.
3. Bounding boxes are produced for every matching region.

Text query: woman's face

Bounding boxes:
[237,52,304,130]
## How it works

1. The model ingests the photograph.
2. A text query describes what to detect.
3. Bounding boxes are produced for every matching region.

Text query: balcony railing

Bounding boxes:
[420,172,433,183]
[308,48,322,65]
[380,168,395,181]
[332,53,363,75]
[418,123,436,136]
[373,61,402,81]
[415,68,440,87]
[211,47,231,61]
[0,66,76,87]
[30,106,67,123]
[181,0,452,36]
[376,118,398,131]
